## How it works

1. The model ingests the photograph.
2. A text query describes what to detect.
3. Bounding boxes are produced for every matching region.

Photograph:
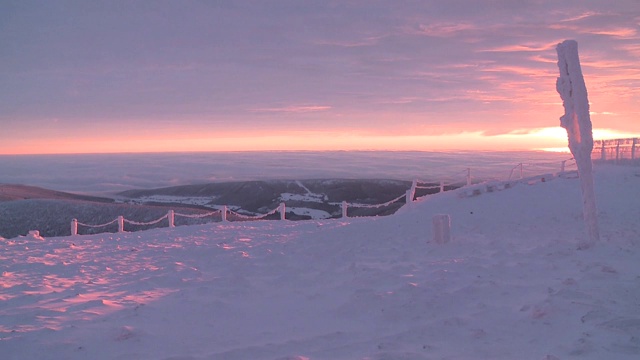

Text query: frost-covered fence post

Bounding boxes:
[117,216,125,232]
[71,218,78,236]
[168,210,175,228]
[561,160,566,173]
[600,141,606,161]
[221,205,227,222]
[518,163,523,179]
[615,140,621,164]
[440,180,445,193]
[279,202,286,220]
[466,168,472,186]
[632,138,637,160]
[406,180,418,204]
[410,180,417,200]
[341,201,348,218]
[556,39,599,246]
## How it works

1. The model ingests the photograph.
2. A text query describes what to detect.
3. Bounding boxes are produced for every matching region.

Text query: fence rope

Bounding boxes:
[346,193,406,209]
[124,214,169,226]
[415,183,440,190]
[228,206,280,220]
[175,210,221,219]
[77,218,118,228]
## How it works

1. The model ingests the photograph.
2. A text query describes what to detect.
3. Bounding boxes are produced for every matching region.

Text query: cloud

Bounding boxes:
[315,36,382,48]
[249,105,332,113]
[479,42,558,53]
[411,23,477,37]
[548,22,638,39]
[559,11,601,23]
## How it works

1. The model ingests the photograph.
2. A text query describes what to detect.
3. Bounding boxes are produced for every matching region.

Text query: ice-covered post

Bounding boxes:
[279,202,286,220]
[117,216,125,232]
[221,205,227,222]
[466,168,472,186]
[71,218,78,236]
[168,210,175,228]
[341,201,348,218]
[410,180,417,200]
[632,138,637,160]
[518,163,523,179]
[440,180,445,193]
[556,40,599,246]
[560,160,566,173]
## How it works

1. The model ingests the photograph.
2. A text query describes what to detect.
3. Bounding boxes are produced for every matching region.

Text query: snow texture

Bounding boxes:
[556,39,599,246]
[1,164,639,360]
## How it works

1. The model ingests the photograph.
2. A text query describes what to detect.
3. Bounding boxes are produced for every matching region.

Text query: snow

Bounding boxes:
[2,164,640,359]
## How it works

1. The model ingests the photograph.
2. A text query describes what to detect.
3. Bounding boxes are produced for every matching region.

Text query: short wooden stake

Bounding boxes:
[71,219,78,236]
[168,210,175,228]
[433,214,451,244]
[117,216,125,232]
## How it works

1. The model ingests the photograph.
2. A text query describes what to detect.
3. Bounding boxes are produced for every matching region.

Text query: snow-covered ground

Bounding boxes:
[1,164,639,359]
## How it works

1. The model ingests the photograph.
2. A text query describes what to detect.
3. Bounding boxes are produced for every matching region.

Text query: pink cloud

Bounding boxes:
[549,24,637,38]
[479,42,557,53]
[413,23,477,37]
[250,105,332,113]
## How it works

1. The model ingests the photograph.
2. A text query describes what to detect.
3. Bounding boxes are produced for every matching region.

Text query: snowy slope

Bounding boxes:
[1,164,639,360]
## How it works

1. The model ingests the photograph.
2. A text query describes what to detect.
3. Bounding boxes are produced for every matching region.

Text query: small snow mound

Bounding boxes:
[114,325,138,341]
[26,230,45,241]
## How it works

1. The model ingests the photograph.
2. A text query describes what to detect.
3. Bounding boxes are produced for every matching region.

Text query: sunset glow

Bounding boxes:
[1,1,639,154]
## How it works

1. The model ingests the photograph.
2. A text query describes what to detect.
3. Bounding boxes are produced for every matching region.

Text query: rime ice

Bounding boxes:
[556,40,599,246]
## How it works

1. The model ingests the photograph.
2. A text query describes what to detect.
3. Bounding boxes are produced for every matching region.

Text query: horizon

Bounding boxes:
[2,1,639,154]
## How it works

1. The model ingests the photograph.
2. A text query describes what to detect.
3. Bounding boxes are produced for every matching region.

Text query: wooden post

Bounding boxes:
[616,139,621,164]
[519,163,523,179]
[168,210,175,228]
[117,216,125,232]
[71,218,78,236]
[221,205,227,222]
[432,214,451,244]
[601,141,606,161]
[410,180,417,200]
[341,201,348,218]
[556,40,599,246]
[279,202,286,220]
[632,138,637,160]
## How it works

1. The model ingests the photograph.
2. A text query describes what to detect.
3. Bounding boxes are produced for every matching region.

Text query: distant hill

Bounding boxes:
[0,184,215,239]
[1,179,451,239]
[0,184,114,203]
[118,179,417,219]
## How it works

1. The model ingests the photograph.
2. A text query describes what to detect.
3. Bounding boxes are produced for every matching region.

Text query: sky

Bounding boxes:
[1,0,639,154]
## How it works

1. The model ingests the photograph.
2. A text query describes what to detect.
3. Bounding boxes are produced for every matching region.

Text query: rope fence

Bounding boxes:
[594,138,639,163]
[70,158,577,236]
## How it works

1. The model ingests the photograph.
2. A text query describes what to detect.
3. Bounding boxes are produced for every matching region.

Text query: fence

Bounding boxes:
[594,138,639,163]
[70,158,577,236]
